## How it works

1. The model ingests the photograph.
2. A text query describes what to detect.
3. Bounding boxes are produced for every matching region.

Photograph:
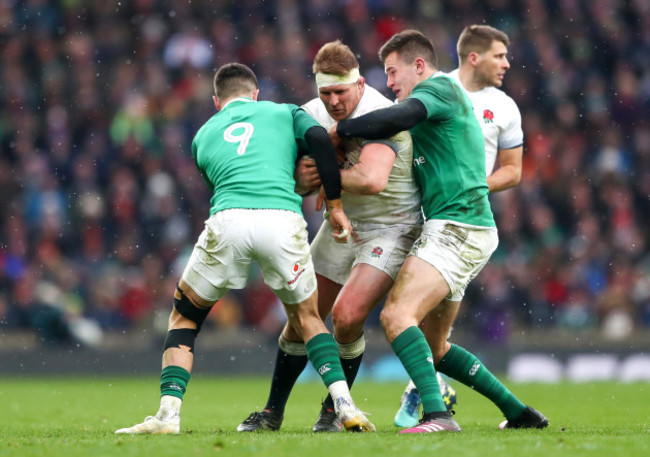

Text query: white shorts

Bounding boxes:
[311,220,421,285]
[409,220,498,301]
[181,209,317,305]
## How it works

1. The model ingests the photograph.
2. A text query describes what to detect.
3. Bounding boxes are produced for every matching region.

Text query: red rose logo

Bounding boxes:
[483,109,494,123]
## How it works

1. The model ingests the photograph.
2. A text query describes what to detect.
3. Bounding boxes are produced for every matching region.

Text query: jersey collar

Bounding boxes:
[221,97,255,111]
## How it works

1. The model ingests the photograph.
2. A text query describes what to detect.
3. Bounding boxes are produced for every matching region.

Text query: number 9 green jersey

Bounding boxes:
[191,97,321,216]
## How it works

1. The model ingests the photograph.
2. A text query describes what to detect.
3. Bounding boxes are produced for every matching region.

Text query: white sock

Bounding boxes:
[328,380,353,408]
[158,395,182,419]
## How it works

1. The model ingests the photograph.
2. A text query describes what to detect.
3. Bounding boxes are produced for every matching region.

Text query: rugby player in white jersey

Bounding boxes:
[394,24,526,429]
[237,40,428,433]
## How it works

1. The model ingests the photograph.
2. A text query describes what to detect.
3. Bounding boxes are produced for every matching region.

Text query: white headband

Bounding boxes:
[315,68,361,88]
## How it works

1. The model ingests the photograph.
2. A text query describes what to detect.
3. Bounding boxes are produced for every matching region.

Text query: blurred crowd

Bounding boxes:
[1,0,649,347]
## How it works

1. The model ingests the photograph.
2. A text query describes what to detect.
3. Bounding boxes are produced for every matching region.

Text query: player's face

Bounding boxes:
[318,79,364,121]
[384,51,419,101]
[474,40,510,88]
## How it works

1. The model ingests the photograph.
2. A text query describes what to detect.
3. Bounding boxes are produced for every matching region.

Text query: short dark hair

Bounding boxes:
[457,25,510,64]
[378,30,437,68]
[312,40,359,75]
[213,63,258,99]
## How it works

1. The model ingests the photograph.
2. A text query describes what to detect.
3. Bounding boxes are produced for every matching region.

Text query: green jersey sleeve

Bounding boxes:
[290,105,322,151]
[409,77,463,122]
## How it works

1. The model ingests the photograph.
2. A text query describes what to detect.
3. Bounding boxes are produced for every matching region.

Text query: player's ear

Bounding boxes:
[468,51,480,67]
[252,89,260,101]
[213,95,221,110]
[414,57,427,75]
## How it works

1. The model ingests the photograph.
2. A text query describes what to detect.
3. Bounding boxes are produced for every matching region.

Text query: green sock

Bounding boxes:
[305,333,346,387]
[160,365,191,400]
[391,327,446,414]
[437,344,525,419]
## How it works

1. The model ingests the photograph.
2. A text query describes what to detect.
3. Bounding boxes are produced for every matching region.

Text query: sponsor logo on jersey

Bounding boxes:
[371,246,383,258]
[291,262,301,274]
[413,156,427,166]
[483,109,494,123]
[318,363,331,375]
[469,361,481,376]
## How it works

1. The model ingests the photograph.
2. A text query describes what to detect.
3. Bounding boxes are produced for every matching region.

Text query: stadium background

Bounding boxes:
[0,0,649,381]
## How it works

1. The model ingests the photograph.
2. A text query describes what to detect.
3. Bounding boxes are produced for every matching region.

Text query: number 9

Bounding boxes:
[224,122,254,155]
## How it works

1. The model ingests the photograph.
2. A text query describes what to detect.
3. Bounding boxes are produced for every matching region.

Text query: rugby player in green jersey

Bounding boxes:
[115,63,375,434]
[395,24,529,429]
[332,30,547,433]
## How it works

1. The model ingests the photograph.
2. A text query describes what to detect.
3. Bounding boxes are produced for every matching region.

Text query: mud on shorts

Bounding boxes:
[409,220,498,301]
[310,219,422,285]
[182,209,317,305]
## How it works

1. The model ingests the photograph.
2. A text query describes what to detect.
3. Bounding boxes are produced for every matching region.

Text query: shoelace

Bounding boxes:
[403,391,420,415]
[243,411,264,424]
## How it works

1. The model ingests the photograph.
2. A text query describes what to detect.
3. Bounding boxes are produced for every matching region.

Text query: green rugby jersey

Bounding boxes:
[191,98,320,216]
[408,73,495,227]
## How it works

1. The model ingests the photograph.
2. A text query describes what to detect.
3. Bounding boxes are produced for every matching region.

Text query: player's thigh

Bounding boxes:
[384,255,451,324]
[333,263,394,323]
[316,274,342,320]
[253,210,317,305]
[311,219,356,285]
[181,210,252,302]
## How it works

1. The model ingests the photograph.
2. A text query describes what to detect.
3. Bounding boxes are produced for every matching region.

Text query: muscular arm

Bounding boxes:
[337,98,428,139]
[303,126,341,200]
[487,146,523,192]
[341,142,395,195]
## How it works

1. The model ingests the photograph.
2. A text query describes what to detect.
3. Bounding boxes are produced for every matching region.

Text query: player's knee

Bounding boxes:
[173,285,211,332]
[379,306,407,336]
[332,308,364,336]
[163,328,198,353]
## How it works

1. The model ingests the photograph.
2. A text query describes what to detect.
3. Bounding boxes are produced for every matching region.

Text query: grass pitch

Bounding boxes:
[1,376,649,457]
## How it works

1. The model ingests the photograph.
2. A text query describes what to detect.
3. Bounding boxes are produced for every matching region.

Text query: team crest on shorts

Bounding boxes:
[371,246,383,258]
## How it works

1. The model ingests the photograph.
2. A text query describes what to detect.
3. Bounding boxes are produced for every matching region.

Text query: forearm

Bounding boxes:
[304,126,341,200]
[341,165,381,195]
[340,143,394,195]
[337,98,427,140]
[487,164,522,192]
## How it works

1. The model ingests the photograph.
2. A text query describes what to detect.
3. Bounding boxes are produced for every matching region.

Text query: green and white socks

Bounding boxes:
[305,333,354,405]
[158,365,191,419]
[391,326,447,414]
[437,344,526,420]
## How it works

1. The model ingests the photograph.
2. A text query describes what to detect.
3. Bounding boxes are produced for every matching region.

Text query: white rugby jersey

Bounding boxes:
[302,85,422,230]
[448,69,523,175]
